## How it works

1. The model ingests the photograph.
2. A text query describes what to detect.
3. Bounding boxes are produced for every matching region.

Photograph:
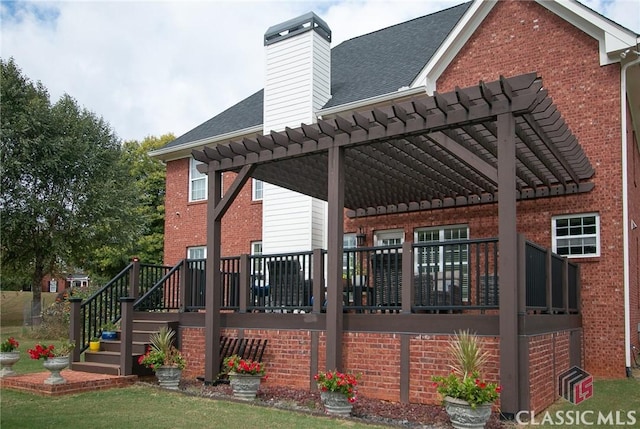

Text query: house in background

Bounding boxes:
[147,0,639,415]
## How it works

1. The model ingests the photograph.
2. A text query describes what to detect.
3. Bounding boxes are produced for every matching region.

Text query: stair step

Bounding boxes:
[85,351,143,365]
[71,361,121,376]
[100,340,148,354]
[132,319,178,332]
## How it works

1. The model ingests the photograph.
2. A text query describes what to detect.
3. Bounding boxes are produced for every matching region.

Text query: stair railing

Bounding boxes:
[134,260,184,311]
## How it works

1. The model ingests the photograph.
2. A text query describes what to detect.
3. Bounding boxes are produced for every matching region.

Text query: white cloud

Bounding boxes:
[1,0,638,142]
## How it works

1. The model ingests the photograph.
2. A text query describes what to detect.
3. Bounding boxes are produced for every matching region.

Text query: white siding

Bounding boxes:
[262,26,331,254]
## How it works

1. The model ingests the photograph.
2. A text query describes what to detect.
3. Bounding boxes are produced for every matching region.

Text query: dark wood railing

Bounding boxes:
[82,237,578,318]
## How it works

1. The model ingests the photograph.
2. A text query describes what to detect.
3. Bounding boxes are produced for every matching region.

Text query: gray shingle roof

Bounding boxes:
[164,2,470,150]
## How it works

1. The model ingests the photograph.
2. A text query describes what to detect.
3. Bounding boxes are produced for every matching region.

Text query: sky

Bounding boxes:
[1,0,639,143]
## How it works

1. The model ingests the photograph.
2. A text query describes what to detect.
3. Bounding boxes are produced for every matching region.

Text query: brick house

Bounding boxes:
[148,0,640,415]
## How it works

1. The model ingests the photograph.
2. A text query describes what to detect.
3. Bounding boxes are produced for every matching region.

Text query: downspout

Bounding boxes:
[620,50,640,377]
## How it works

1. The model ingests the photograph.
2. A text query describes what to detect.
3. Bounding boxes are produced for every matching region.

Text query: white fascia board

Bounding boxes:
[535,0,639,65]
[147,124,264,162]
[410,0,497,94]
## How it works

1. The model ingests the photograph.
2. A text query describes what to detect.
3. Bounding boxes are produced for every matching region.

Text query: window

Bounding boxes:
[252,179,263,201]
[187,246,206,260]
[552,213,599,257]
[415,225,469,299]
[374,229,404,246]
[251,241,264,286]
[343,234,357,271]
[189,158,207,202]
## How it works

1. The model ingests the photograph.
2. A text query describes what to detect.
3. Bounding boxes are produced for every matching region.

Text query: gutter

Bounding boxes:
[620,50,640,377]
[148,125,263,160]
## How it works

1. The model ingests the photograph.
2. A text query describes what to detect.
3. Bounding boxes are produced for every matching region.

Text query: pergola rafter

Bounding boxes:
[194,73,593,217]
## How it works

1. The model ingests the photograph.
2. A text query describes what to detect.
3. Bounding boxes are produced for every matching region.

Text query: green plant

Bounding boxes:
[431,330,501,408]
[27,340,75,359]
[314,369,359,403]
[0,337,19,352]
[101,321,118,332]
[137,327,185,370]
[222,354,266,376]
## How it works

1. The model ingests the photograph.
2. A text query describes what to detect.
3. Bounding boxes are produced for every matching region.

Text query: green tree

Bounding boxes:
[0,58,138,320]
[88,134,171,275]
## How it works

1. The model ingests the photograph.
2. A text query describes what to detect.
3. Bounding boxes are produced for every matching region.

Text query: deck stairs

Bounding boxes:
[71,318,178,376]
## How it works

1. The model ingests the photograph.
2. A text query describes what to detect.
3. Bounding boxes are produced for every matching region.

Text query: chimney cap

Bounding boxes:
[264,12,331,46]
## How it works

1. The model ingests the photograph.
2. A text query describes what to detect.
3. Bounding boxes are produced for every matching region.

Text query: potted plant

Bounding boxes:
[138,327,185,390]
[222,354,266,400]
[27,340,75,385]
[89,336,101,352]
[101,321,118,340]
[314,369,359,416]
[431,330,501,429]
[0,337,20,377]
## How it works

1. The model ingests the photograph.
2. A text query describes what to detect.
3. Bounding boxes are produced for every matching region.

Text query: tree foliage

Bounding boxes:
[0,58,139,305]
[88,134,171,274]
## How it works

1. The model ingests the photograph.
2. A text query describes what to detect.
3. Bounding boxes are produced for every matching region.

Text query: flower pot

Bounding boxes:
[228,373,261,400]
[43,356,69,385]
[101,331,117,340]
[444,396,492,429]
[0,351,21,378]
[89,341,101,352]
[155,365,182,390]
[320,391,353,417]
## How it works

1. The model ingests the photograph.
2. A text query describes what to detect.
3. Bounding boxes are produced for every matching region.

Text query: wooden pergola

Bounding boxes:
[193,72,593,414]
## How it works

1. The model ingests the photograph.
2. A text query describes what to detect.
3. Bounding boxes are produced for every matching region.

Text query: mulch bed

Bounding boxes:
[176,380,507,428]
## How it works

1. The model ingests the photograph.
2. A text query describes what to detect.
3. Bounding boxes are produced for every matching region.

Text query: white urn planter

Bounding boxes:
[155,366,182,390]
[42,356,70,385]
[0,351,21,377]
[320,391,353,417]
[228,373,261,400]
[444,396,492,429]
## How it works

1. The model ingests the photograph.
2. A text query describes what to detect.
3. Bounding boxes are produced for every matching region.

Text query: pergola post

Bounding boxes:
[497,112,519,416]
[204,166,223,383]
[326,145,345,371]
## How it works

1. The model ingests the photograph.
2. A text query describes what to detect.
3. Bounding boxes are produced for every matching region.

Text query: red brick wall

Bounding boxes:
[528,331,575,411]
[345,0,626,378]
[626,105,640,359]
[164,160,262,265]
[178,328,503,406]
[164,0,630,378]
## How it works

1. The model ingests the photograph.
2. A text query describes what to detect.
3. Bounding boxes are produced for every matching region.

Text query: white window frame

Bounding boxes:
[252,179,263,201]
[552,213,600,258]
[374,229,404,247]
[187,246,206,260]
[251,241,264,287]
[414,225,469,300]
[189,158,207,202]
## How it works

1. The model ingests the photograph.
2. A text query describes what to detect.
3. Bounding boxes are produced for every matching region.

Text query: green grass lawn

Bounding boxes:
[0,385,384,429]
[517,378,640,428]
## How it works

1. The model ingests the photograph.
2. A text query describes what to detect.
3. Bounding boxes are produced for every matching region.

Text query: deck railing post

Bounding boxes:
[563,258,569,314]
[180,260,189,312]
[545,249,553,312]
[130,257,140,299]
[312,249,324,313]
[69,297,82,363]
[517,234,526,312]
[239,254,250,313]
[119,297,135,376]
[401,241,413,313]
